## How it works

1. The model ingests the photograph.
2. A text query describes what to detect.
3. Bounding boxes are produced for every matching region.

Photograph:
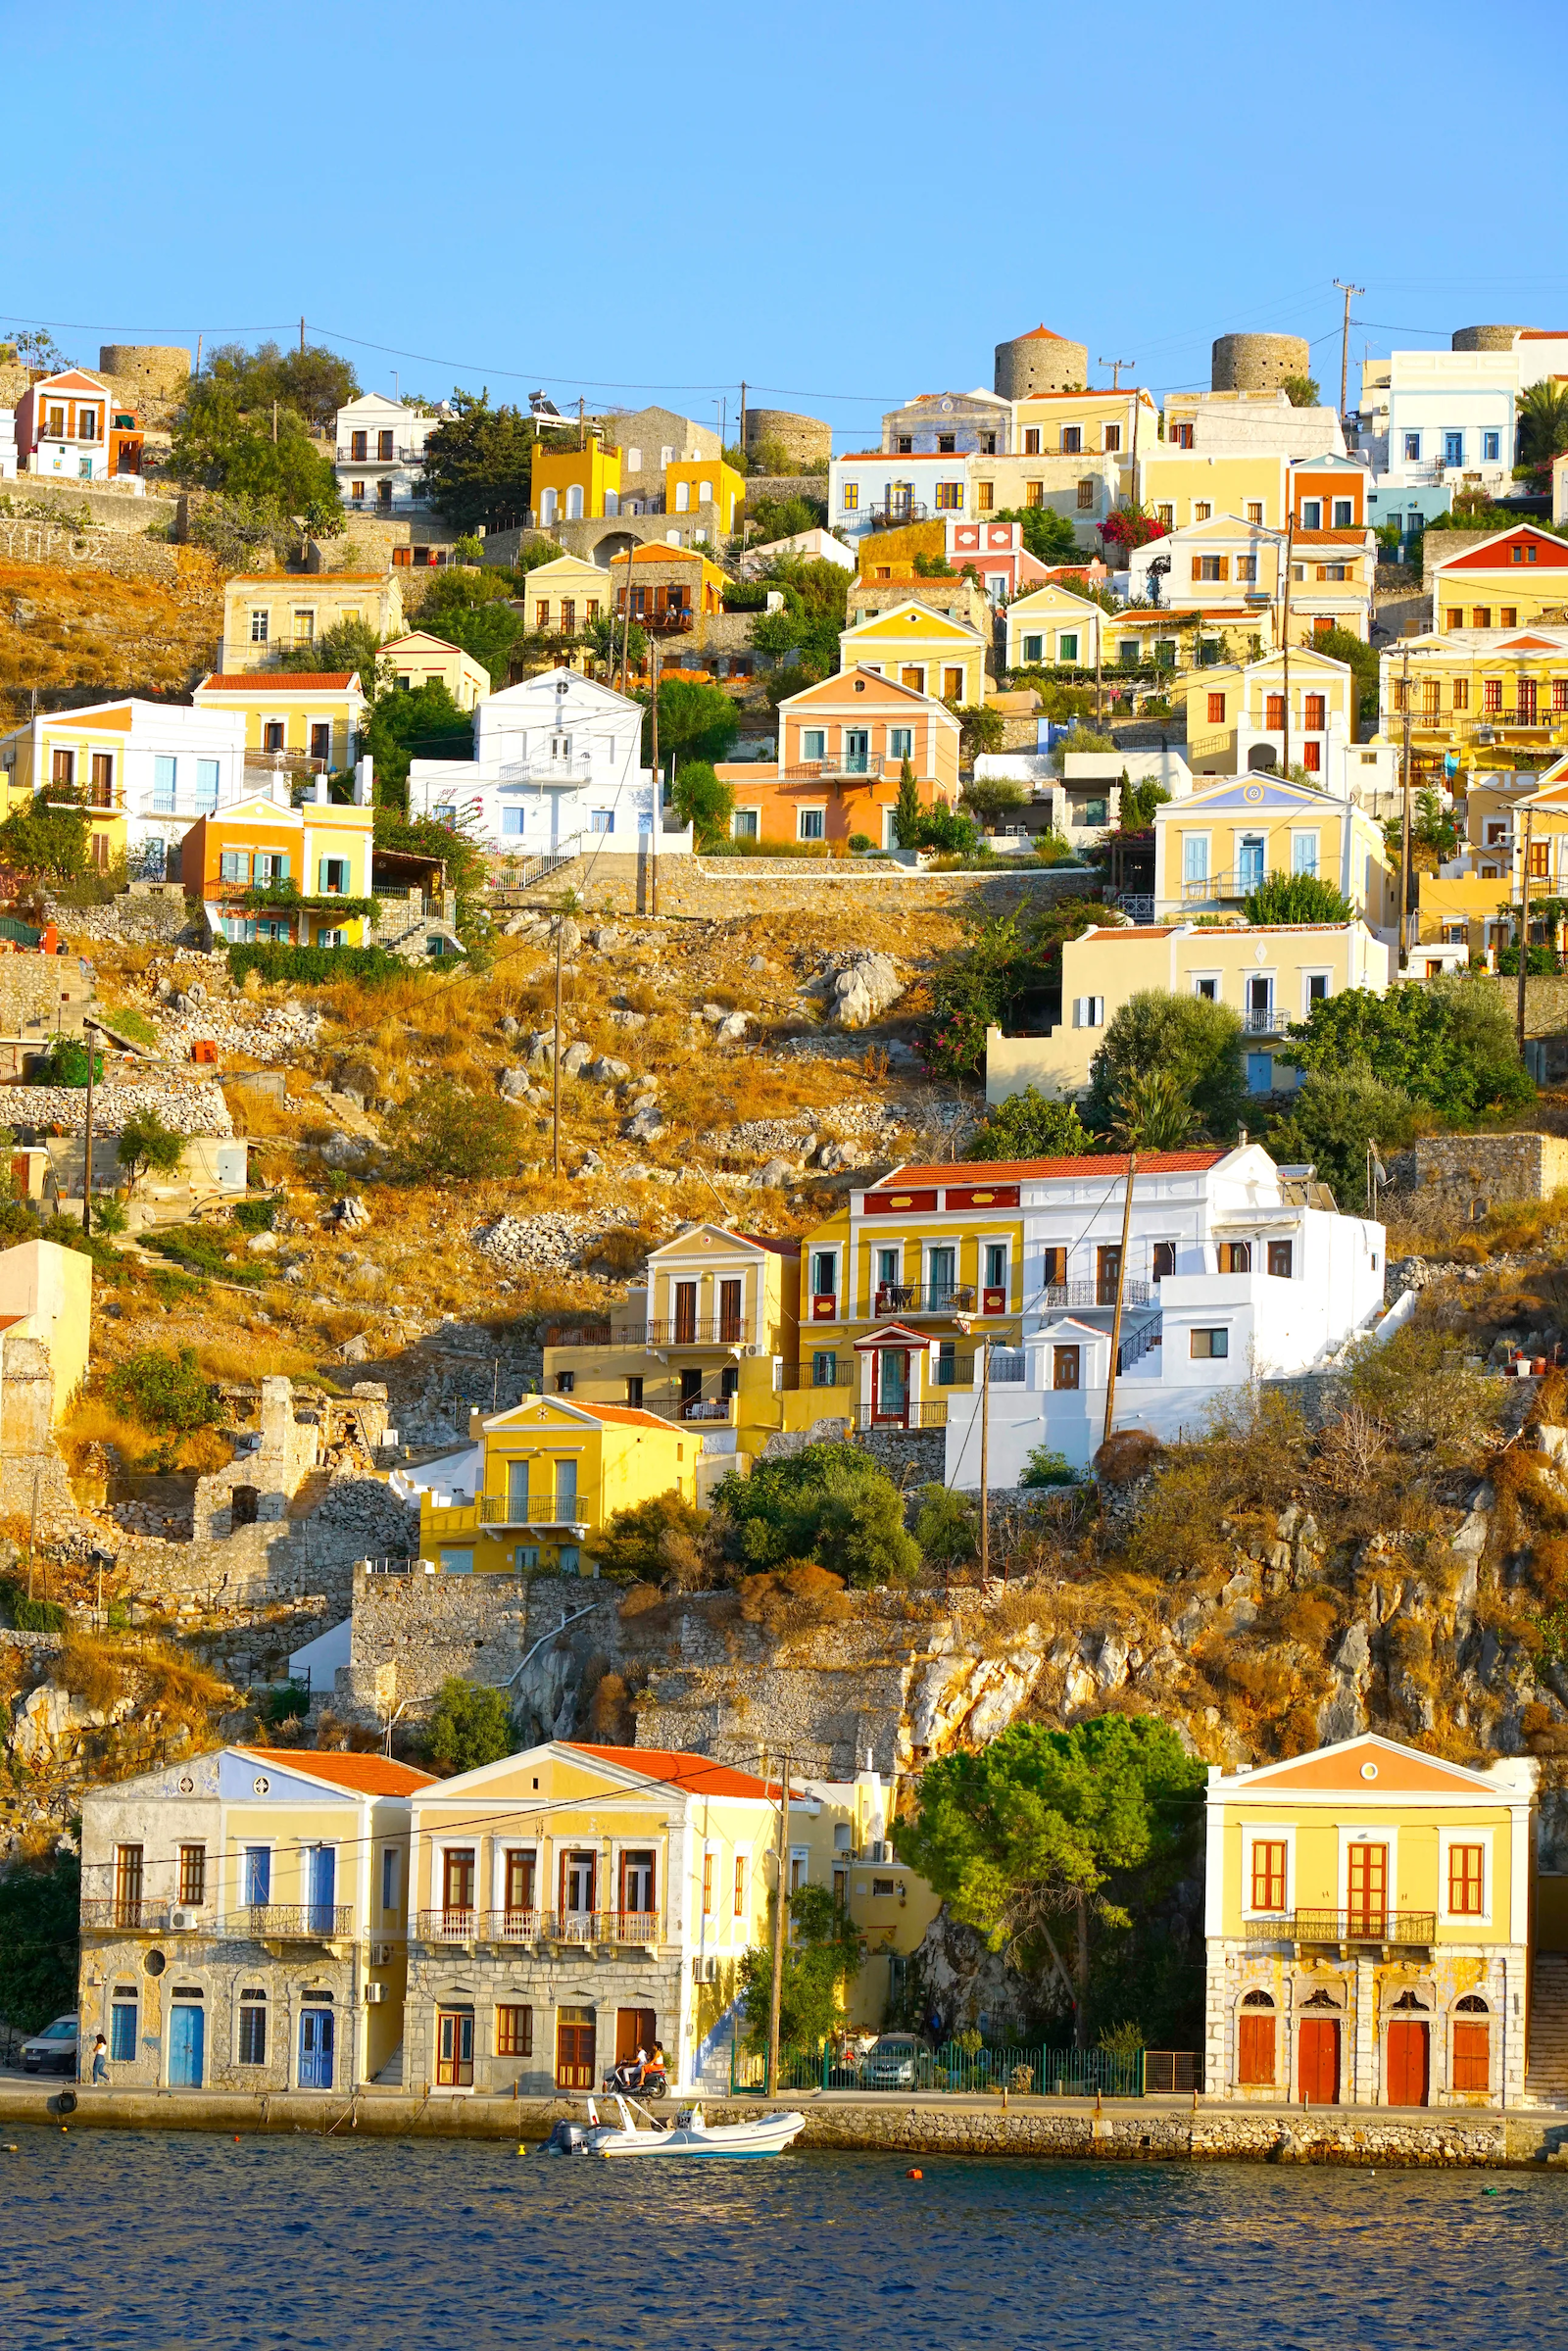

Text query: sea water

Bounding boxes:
[0,2128,1563,2349]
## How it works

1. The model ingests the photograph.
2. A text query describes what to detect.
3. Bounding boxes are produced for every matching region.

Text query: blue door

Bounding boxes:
[169,2002,205,2088]
[299,2007,334,2091]
[308,1845,336,1935]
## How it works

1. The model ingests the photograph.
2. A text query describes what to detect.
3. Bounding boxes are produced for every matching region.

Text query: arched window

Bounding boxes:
[1241,1988,1275,2007]
[541,488,559,525]
[1455,1993,1488,2013]
[566,484,584,520]
[1452,1996,1491,2091]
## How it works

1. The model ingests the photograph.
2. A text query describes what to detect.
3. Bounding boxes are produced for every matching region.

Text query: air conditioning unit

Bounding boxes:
[691,1955,718,1985]
[170,1906,200,1932]
[364,1983,387,2004]
[369,1943,394,1968]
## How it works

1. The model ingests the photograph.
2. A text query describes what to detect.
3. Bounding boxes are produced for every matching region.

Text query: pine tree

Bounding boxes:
[892,759,922,849]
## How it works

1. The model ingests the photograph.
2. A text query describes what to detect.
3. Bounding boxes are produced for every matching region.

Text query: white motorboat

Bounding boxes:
[542,2094,806,2159]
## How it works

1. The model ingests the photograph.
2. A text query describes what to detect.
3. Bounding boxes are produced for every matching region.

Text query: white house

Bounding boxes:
[406,666,658,857]
[0,697,250,879]
[0,408,16,481]
[942,1144,1388,1486]
[334,394,442,514]
[1361,334,1568,497]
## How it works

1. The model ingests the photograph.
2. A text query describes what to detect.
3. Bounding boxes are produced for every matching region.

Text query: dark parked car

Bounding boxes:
[858,2033,933,2090]
[21,2016,78,2076]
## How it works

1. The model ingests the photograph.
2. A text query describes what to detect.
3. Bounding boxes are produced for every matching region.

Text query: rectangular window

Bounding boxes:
[1172,422,1194,449]
[1022,634,1044,662]
[1195,556,1224,582]
[703,1851,714,1915]
[110,1995,138,2062]
[1152,1240,1176,1282]
[888,727,913,758]
[984,1243,1007,1291]
[1216,1242,1251,1274]
[1190,1328,1229,1359]
[1053,1346,1080,1392]
[1301,500,1322,530]
[1250,1840,1287,1912]
[497,2004,533,2057]
[442,1846,476,1918]
[1041,1247,1067,1290]
[1293,834,1318,876]
[262,721,284,753]
[1072,995,1104,1028]
[1058,633,1079,663]
[1237,556,1257,584]
[114,1843,144,1928]
[1332,498,1354,527]
[380,1846,397,1914]
[942,665,964,700]
[292,611,316,643]
[1061,425,1082,454]
[935,480,962,511]
[1501,606,1518,627]
[1103,423,1122,453]
[505,1850,536,1915]
[1302,739,1322,772]
[50,748,74,790]
[351,431,368,461]
[377,429,394,461]
[1266,693,1286,730]
[1403,432,1421,463]
[1023,428,1041,456]
[1024,480,1044,509]
[178,1845,206,1907]
[810,1249,837,1302]
[238,1997,268,2066]
[220,850,250,884]
[244,1846,271,1908]
[1308,973,1328,1004]
[1207,692,1226,723]
[318,857,349,894]
[734,1857,747,1917]
[1304,693,1326,731]
[590,809,613,833]
[801,728,825,761]
[152,754,176,813]
[1453,677,1470,710]
[195,758,220,813]
[811,1349,838,1388]
[975,480,994,512]
[798,808,824,841]
[1484,678,1502,714]
[841,482,858,511]
[624,1375,644,1408]
[1077,478,1094,511]
[1156,506,1174,529]
[1267,1241,1293,1279]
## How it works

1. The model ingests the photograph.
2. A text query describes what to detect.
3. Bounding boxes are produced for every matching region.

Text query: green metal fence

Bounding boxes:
[729,2039,1196,2098]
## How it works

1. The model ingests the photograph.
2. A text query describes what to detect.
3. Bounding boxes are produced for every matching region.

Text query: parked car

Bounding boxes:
[21,2015,78,2076]
[858,2033,933,2090]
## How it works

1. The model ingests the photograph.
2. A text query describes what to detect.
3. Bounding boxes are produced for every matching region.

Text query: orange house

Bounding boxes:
[715,668,959,851]
[1288,455,1371,532]
[178,785,375,949]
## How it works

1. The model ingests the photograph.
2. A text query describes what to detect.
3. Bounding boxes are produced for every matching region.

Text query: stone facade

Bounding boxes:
[0,519,182,585]
[1385,1130,1568,1227]
[500,853,1099,920]
[1211,333,1311,394]
[402,1935,686,2098]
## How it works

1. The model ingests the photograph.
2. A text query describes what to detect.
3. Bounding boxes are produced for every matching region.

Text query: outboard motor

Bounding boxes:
[543,2119,592,2156]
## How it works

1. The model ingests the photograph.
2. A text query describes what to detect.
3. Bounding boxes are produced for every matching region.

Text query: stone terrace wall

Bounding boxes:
[511,855,1100,920]
[47,889,201,947]
[1387,1131,1568,1225]
[0,519,181,585]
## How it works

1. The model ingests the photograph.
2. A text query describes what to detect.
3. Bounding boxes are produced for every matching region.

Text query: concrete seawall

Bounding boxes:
[7,2084,1567,2166]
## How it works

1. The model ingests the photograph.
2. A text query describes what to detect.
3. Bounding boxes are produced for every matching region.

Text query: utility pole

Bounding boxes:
[577,396,585,455]
[978,1336,991,1583]
[25,1465,39,1600]
[649,643,661,918]
[299,316,306,357]
[1398,643,1414,968]
[766,1747,791,2095]
[1101,1150,1139,1453]
[552,909,564,1177]
[1280,516,1296,779]
[81,1018,97,1237]
[739,379,748,462]
[1334,280,1364,422]
[617,550,635,696]
[271,399,277,447]
[1518,805,1535,1056]
[1099,356,1134,391]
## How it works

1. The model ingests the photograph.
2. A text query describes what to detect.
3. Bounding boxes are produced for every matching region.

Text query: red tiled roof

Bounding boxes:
[868,1151,1229,1188]
[563,1743,783,1798]
[200,672,358,692]
[733,1232,802,1256]
[238,1746,435,1794]
[1293,529,1370,547]
[228,572,390,584]
[568,1401,682,1433]
[1015,324,1072,342]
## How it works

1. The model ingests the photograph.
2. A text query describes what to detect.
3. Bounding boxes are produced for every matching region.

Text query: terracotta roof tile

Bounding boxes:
[867,1151,1229,1187]
[200,673,358,692]
[563,1743,785,1798]
[238,1746,435,1794]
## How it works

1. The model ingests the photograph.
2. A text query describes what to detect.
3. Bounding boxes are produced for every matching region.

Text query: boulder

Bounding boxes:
[499,1013,521,1039]
[715,1012,749,1043]
[829,953,903,1028]
[340,1333,370,1364]
[332,1196,371,1231]
[246,1230,279,1255]
[556,917,582,954]
[499,1066,533,1101]
[755,1155,794,1189]
[560,1041,594,1079]
[624,1104,664,1142]
[587,1055,631,1085]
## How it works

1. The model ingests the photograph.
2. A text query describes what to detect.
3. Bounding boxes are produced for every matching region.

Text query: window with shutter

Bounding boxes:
[1250,1840,1287,1911]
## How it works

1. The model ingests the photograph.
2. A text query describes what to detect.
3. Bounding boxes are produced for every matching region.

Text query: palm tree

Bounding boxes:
[1110,1066,1198,1153]
[1517,380,1568,482]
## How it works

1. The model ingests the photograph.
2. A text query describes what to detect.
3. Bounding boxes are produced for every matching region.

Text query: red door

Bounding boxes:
[1298,2017,1340,2105]
[1237,2012,1275,2085]
[1452,2023,1490,2093]
[1386,2020,1430,2106]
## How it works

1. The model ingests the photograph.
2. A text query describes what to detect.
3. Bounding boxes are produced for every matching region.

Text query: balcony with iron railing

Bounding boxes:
[856,1399,948,1431]
[1242,1004,1286,1035]
[336,443,426,465]
[1041,1278,1152,1312]
[861,501,929,530]
[646,1317,750,1347]
[1244,1909,1437,1950]
[778,1363,856,1392]
[225,1902,356,1940]
[415,1907,661,1946]
[477,1494,589,1528]
[931,1349,1027,1386]
[782,755,886,784]
[871,1284,977,1318]
[81,1897,172,1935]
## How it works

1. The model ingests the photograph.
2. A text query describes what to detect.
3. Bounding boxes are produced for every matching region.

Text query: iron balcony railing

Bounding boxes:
[1242,1004,1285,1035]
[227,1903,355,1939]
[1042,1279,1152,1311]
[337,443,425,464]
[639,1396,737,1425]
[545,1322,648,1349]
[932,1349,1028,1386]
[862,501,929,529]
[416,1908,661,1946]
[778,1363,855,1392]
[496,757,596,785]
[780,755,886,782]
[81,1898,172,1934]
[646,1317,749,1346]
[1117,1318,1163,1374]
[857,1400,948,1432]
[1244,1908,1438,1948]
[478,1494,587,1526]
[873,1284,977,1316]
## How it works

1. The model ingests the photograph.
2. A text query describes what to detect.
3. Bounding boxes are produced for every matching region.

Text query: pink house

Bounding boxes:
[945,519,1051,603]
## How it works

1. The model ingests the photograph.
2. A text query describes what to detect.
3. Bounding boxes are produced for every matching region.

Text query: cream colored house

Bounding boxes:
[381,631,490,710]
[838,598,989,707]
[1136,451,1289,534]
[220,573,405,674]
[985,918,1391,1102]
[1182,645,1396,802]
[1125,513,1283,622]
[1156,772,1396,935]
[1004,580,1108,670]
[517,553,614,654]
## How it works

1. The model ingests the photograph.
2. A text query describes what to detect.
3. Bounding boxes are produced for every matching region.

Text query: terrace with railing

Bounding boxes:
[1244,1908,1437,1950]
[416,1908,661,1947]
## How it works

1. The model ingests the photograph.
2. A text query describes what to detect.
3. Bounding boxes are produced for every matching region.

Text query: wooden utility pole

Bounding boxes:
[1334,280,1364,421]
[1519,806,1535,1055]
[577,396,585,454]
[1099,356,1134,391]
[1398,644,1414,968]
[1280,516,1296,780]
[649,643,661,917]
[766,1747,791,2094]
[81,1019,97,1237]
[551,910,564,1177]
[1101,1150,1139,1453]
[299,316,306,356]
[271,399,278,446]
[978,1335,991,1583]
[739,379,748,461]
[617,551,635,695]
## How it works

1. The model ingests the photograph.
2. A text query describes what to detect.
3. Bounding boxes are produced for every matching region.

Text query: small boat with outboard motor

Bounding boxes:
[541,2093,805,2159]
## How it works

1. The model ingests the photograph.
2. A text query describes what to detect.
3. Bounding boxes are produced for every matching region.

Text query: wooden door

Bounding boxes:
[1096,1245,1122,1305]
[1386,2019,1429,2107]
[615,2007,658,2066]
[1237,2012,1275,2085]
[673,1281,698,1344]
[1347,1843,1386,1935]
[436,2009,473,2088]
[443,1846,475,1922]
[1451,2022,1490,2093]
[557,2006,597,2088]
[718,1278,743,1343]
[1298,2016,1340,2105]
[505,1849,535,1921]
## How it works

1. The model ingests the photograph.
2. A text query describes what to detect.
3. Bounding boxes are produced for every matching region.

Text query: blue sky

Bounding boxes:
[7,0,1568,445]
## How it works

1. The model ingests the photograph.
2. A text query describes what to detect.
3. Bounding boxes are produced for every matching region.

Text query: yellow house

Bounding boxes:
[664,454,746,536]
[182,787,377,949]
[192,671,368,776]
[1102,606,1267,674]
[838,598,989,706]
[1380,627,1568,783]
[1204,1732,1536,2108]
[382,630,490,710]
[1182,644,1389,794]
[220,573,404,674]
[1139,514,1283,622]
[0,704,131,869]
[533,436,622,526]
[1012,387,1155,460]
[1432,521,1568,635]
[542,1225,800,1486]
[77,1744,432,2093]
[0,1237,92,1425]
[516,553,613,654]
[1004,580,1108,670]
[1155,772,1396,932]
[985,918,1392,1103]
[1137,451,1287,533]
[417,1394,699,1577]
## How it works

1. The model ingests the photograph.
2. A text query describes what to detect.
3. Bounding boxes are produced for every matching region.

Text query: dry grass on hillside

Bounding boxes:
[0,553,223,708]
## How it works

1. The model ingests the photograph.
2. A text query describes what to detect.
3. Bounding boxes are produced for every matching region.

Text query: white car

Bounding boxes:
[21,2015,78,2076]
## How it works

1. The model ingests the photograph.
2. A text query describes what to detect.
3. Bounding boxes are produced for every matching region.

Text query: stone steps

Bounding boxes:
[1527,1954,1568,2104]
[372,2041,404,2088]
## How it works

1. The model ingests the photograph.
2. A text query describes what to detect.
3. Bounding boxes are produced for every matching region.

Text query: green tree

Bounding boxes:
[1518,379,1568,486]
[740,1885,862,2053]
[956,704,1005,762]
[751,554,849,681]
[362,680,473,809]
[200,337,359,430]
[970,1087,1091,1161]
[898,1716,1206,2037]
[274,617,385,684]
[913,1483,978,1579]
[747,493,829,542]
[892,759,923,849]
[417,567,527,688]
[959,774,1026,829]
[106,1346,217,1432]
[171,373,341,534]
[709,1442,920,1588]
[924,900,1119,1081]
[1243,870,1354,924]
[0,790,91,883]
[1019,1443,1076,1488]
[386,1079,521,1182]
[32,1035,103,1088]
[1311,623,1381,729]
[1083,990,1247,1140]
[418,391,535,530]
[1264,1063,1421,1210]
[587,612,648,676]
[1109,1064,1199,1151]
[1119,778,1171,830]
[992,505,1080,563]
[424,1676,517,1774]
[670,760,735,850]
[1380,788,1458,868]
[0,1851,80,2034]
[649,678,740,768]
[1281,977,1534,1122]
[1282,374,1321,408]
[117,1108,187,1188]
[592,1492,710,1583]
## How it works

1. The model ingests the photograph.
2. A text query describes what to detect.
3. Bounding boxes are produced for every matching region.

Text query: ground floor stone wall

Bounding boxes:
[76,1934,370,2095]
[404,1942,683,2098]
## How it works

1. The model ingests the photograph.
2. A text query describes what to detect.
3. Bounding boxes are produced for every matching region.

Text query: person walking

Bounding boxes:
[90,2033,108,2087]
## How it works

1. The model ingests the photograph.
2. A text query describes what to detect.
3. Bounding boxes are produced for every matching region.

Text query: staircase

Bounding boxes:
[287,1469,335,1522]
[371,2042,405,2090]
[1527,1953,1568,2106]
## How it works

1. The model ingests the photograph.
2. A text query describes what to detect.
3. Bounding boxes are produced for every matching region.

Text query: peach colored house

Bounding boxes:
[715,667,959,851]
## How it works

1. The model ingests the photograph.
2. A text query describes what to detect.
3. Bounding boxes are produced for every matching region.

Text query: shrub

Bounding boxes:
[105,1346,218,1433]
[0,1850,80,2033]
[1243,871,1353,925]
[91,1196,127,1236]
[670,761,735,852]
[709,1442,920,1588]
[232,1196,276,1235]
[30,1035,103,1088]
[424,1676,516,1774]
[117,1107,185,1187]
[914,1484,979,1574]
[592,1492,710,1584]
[1282,978,1533,1123]
[1020,1443,1077,1488]
[262,1682,309,1724]
[971,1088,1091,1161]
[1083,991,1246,1141]
[224,944,413,987]
[386,1078,520,1183]
[0,1579,67,1633]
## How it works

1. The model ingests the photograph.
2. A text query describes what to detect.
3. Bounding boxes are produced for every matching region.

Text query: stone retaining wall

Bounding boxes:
[512,854,1099,920]
[1387,1130,1568,1224]
[0,519,181,584]
[48,890,201,947]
